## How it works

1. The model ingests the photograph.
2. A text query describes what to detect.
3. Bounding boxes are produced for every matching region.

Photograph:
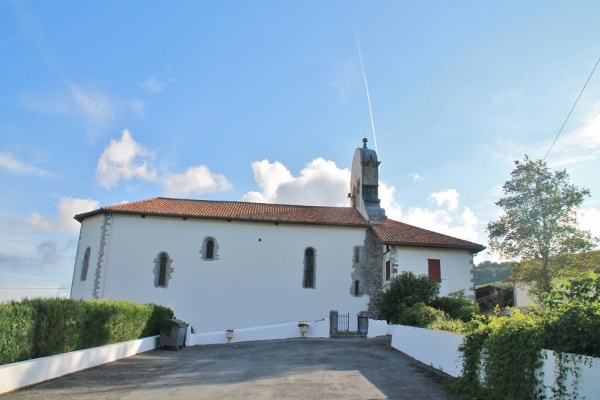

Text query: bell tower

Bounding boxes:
[349,138,386,224]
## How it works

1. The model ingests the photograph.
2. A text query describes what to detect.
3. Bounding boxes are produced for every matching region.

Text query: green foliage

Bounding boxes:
[380,272,440,324]
[0,300,36,364]
[0,298,173,365]
[430,290,476,322]
[457,272,600,399]
[473,260,512,286]
[542,272,600,357]
[32,298,87,357]
[487,156,597,297]
[399,303,445,327]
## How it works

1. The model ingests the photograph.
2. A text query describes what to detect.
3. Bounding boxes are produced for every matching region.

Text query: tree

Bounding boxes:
[487,156,597,298]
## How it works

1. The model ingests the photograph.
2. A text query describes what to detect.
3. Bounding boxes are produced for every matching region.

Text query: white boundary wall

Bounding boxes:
[390,325,464,377]
[367,319,389,338]
[188,319,330,345]
[538,349,600,399]
[0,335,158,395]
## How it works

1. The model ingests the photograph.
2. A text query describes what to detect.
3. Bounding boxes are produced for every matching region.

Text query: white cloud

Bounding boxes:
[243,158,350,206]
[411,173,424,182]
[0,152,53,176]
[69,84,115,127]
[161,165,232,197]
[579,207,600,243]
[130,98,145,118]
[430,189,460,211]
[24,197,99,233]
[96,129,156,188]
[547,105,600,166]
[139,77,172,94]
[242,157,482,244]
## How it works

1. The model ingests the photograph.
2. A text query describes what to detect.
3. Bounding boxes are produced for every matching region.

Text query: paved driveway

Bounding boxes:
[2,337,457,399]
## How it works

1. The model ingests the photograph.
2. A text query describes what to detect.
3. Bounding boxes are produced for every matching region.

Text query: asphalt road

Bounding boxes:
[1,336,457,399]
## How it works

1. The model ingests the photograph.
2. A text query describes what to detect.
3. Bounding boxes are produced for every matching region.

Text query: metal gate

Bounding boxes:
[338,313,349,332]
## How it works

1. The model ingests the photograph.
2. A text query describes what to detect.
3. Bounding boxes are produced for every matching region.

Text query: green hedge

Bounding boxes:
[0,298,173,365]
[457,272,600,399]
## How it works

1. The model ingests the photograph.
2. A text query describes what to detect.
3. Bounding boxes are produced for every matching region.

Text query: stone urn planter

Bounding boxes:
[225,329,234,343]
[298,323,309,338]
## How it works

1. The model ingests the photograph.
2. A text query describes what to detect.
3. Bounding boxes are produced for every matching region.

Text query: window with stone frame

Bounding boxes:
[154,252,174,288]
[201,237,219,261]
[303,247,316,288]
[354,246,361,263]
[80,247,91,281]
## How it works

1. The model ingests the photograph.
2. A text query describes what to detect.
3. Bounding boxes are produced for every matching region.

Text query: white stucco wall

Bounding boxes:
[385,246,474,297]
[71,214,370,332]
[70,214,106,300]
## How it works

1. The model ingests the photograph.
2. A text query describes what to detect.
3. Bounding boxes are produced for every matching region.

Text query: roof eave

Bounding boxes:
[76,209,369,228]
[384,241,486,254]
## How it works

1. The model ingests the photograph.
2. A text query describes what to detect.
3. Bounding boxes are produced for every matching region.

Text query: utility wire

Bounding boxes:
[544,56,600,161]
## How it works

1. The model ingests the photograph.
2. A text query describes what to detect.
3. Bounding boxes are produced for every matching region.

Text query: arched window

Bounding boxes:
[205,239,214,259]
[158,254,167,287]
[80,247,90,281]
[201,237,219,261]
[303,247,316,288]
[154,252,174,288]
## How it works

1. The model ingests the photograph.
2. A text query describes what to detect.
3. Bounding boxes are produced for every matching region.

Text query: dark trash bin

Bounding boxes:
[159,318,188,350]
[357,311,369,335]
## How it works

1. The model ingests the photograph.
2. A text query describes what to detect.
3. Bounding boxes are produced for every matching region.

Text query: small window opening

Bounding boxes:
[354,280,360,296]
[205,239,214,259]
[303,248,316,288]
[80,247,90,281]
[158,254,167,287]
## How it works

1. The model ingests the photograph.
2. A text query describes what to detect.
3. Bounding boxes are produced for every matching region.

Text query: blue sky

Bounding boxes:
[1,1,600,302]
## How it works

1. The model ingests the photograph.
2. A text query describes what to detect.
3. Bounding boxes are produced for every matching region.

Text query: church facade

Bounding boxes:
[70,141,484,332]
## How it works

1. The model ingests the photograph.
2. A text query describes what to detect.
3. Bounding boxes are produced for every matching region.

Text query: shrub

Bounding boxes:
[380,272,439,324]
[0,300,36,364]
[32,298,87,357]
[400,303,445,327]
[430,290,476,322]
[0,298,174,365]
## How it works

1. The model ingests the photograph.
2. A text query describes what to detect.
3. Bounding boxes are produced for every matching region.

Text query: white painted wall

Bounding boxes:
[0,336,158,395]
[538,349,600,398]
[189,319,330,345]
[70,214,105,300]
[390,325,464,377]
[385,246,474,297]
[72,214,370,332]
[514,282,536,307]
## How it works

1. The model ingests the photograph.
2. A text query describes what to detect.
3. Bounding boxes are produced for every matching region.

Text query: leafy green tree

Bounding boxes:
[487,156,597,299]
[473,260,512,285]
[380,271,439,324]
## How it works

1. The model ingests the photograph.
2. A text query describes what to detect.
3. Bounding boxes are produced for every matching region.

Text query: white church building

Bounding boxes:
[70,140,485,332]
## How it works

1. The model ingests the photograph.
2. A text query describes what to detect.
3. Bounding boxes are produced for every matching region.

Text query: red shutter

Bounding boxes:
[428,259,441,283]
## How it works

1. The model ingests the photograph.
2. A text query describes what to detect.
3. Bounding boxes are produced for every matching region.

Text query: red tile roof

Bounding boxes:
[75,197,486,252]
[371,218,486,253]
[75,197,369,227]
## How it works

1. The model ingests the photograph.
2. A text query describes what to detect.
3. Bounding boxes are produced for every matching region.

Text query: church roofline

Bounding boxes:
[74,197,370,228]
[371,218,486,254]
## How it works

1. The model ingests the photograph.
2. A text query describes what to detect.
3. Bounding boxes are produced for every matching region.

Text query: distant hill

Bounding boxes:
[474,249,600,287]
[473,261,512,286]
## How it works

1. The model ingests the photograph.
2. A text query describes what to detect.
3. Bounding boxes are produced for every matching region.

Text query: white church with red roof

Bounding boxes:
[70,140,484,332]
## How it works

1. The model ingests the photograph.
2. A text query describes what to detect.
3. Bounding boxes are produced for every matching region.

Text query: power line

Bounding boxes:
[544,56,600,161]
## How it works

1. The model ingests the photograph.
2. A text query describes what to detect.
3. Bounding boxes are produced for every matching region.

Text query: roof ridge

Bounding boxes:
[386,218,482,246]
[148,197,353,210]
